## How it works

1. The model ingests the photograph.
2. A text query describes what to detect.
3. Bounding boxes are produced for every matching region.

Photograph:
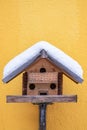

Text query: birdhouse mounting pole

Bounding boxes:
[39,103,47,130]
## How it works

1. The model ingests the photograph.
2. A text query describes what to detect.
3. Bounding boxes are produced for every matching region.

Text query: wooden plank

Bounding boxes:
[58,72,63,95]
[28,72,58,83]
[7,95,77,103]
[22,72,28,95]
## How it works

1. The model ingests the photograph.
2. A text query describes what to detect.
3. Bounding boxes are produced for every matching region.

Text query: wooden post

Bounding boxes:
[22,72,28,95]
[39,103,47,130]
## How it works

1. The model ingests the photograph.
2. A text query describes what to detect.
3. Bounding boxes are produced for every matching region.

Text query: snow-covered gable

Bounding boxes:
[2,41,83,83]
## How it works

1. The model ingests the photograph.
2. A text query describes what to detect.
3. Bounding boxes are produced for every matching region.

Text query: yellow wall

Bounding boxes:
[0,0,87,130]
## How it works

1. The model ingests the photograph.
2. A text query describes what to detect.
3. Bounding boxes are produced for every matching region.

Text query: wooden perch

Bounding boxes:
[7,95,77,103]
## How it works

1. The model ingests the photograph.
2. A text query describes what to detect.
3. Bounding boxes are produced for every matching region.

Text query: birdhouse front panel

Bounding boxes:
[22,58,63,96]
[28,72,58,83]
[27,72,58,95]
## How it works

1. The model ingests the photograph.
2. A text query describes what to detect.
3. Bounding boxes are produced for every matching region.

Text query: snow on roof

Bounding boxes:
[2,41,83,83]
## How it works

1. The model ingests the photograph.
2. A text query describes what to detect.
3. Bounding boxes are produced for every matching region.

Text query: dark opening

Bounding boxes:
[40,68,46,73]
[29,84,35,90]
[40,92,47,95]
[50,83,56,89]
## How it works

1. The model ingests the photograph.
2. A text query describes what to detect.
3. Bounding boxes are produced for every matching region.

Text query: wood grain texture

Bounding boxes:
[7,95,77,103]
[22,72,28,95]
[58,72,63,95]
[39,103,47,130]
[28,72,58,83]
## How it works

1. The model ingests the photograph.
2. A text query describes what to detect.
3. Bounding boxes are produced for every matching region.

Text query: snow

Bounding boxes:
[2,41,83,83]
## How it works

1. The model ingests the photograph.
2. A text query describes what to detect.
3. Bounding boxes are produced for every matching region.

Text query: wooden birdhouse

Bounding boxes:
[23,50,63,96]
[2,41,83,130]
[2,41,83,103]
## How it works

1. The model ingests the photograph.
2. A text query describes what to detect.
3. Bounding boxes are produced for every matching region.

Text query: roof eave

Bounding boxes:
[2,53,41,83]
[47,55,83,83]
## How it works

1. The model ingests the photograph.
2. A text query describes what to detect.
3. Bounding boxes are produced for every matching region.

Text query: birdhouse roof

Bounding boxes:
[2,41,83,83]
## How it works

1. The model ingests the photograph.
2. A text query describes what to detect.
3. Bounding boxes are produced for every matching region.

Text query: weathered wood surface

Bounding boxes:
[58,72,63,95]
[28,72,58,83]
[39,104,47,130]
[7,95,77,103]
[22,72,28,95]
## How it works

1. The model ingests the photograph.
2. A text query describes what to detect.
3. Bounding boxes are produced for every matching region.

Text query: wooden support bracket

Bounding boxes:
[6,95,77,103]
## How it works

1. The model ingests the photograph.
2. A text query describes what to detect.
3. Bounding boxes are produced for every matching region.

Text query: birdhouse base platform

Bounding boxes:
[6,95,77,103]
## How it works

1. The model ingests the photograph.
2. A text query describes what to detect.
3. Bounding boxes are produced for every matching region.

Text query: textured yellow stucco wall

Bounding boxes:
[0,0,87,130]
